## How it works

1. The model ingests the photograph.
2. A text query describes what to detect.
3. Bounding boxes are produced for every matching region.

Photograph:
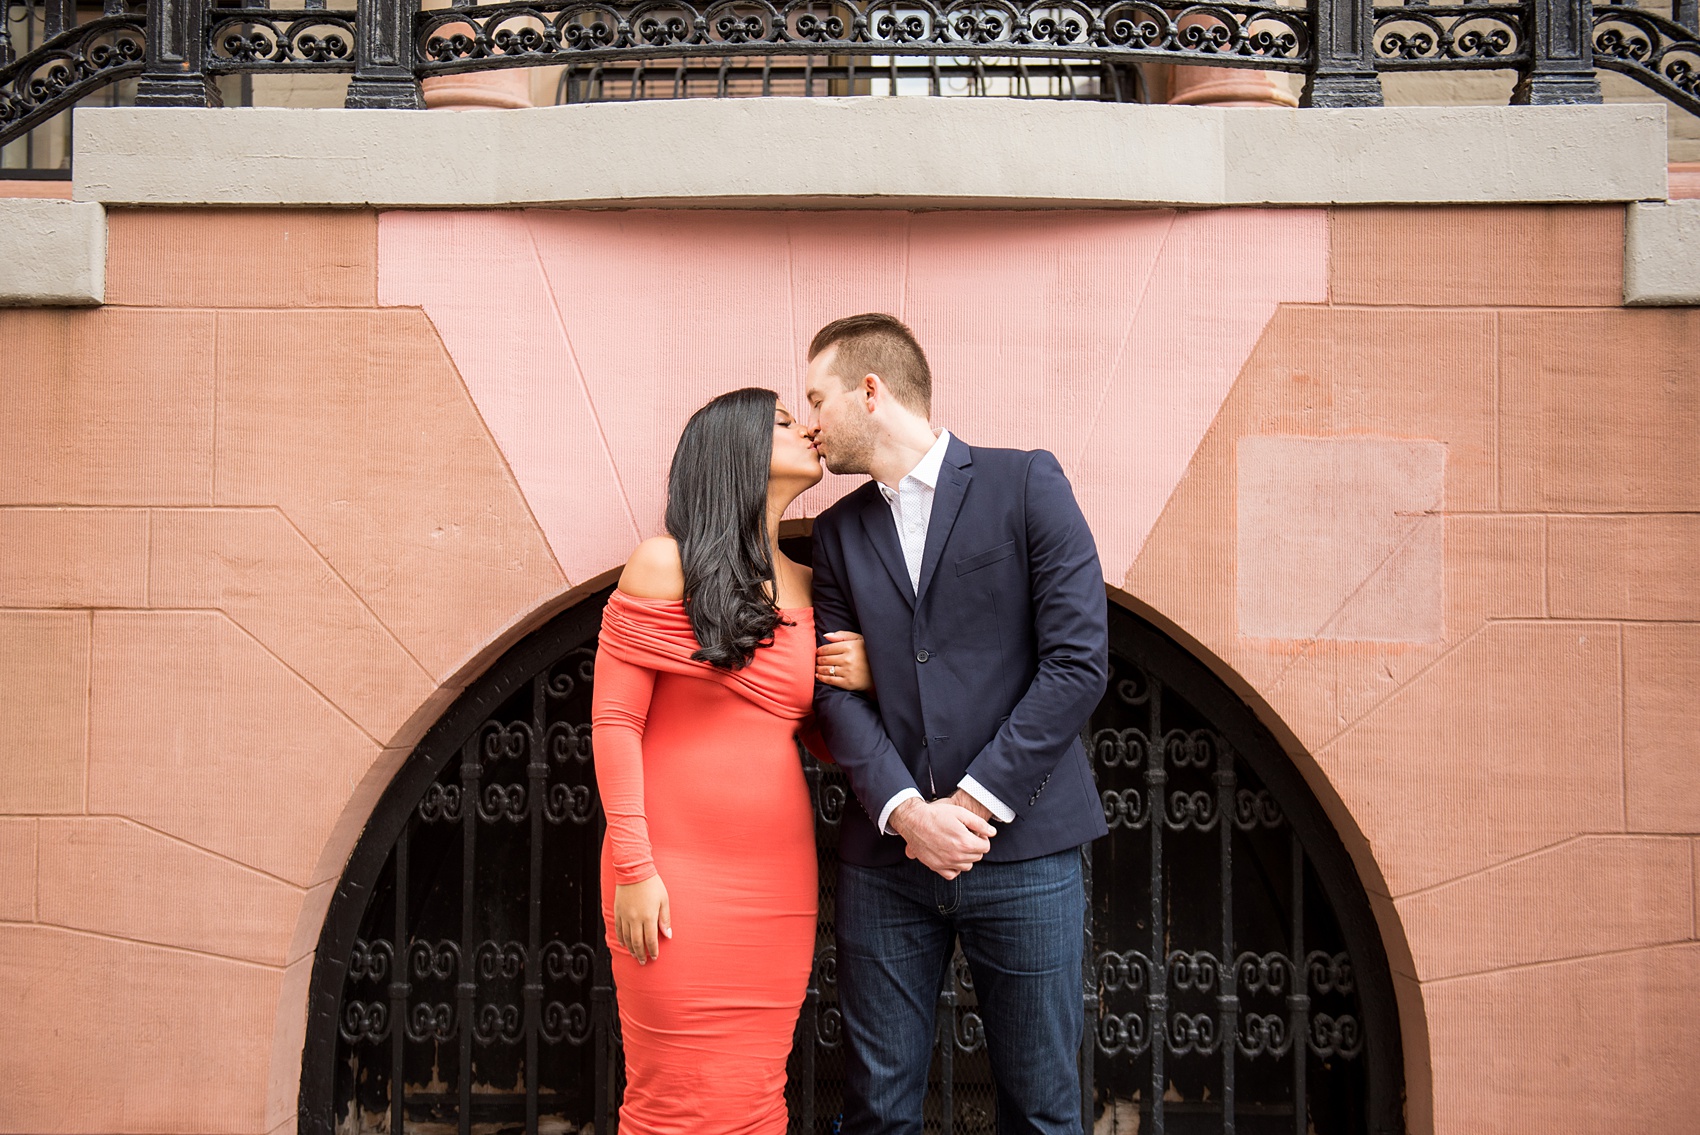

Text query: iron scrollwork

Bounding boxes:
[1233,786,1282,829]
[812,943,842,1048]
[1167,1011,1219,1056]
[543,939,595,982]
[1373,4,1526,68]
[339,937,395,1043]
[0,12,145,142]
[479,781,530,822]
[1238,1012,1291,1057]
[813,775,848,825]
[409,938,460,980]
[1167,949,1221,992]
[1595,4,1700,117]
[340,998,391,1044]
[1100,785,1151,829]
[407,1001,457,1042]
[206,9,358,71]
[545,649,597,701]
[475,938,527,980]
[475,1001,526,1044]
[347,937,394,983]
[1093,949,1152,1056]
[1309,1012,1364,1058]
[541,941,596,1042]
[417,781,463,822]
[413,0,1310,72]
[541,998,592,1043]
[310,590,1400,1135]
[1084,644,1381,1129]
[1234,949,1292,994]
[545,781,595,823]
[6,0,1700,154]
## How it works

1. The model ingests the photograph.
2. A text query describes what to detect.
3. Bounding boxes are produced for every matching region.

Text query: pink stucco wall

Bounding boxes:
[0,203,1694,1135]
[373,207,1328,582]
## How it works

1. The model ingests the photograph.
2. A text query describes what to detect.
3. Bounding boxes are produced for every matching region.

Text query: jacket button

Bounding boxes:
[916,649,930,663]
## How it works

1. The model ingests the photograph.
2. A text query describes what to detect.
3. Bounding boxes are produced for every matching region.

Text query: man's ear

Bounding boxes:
[861,373,880,410]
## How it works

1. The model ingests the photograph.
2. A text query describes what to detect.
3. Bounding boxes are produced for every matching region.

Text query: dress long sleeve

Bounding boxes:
[591,588,815,888]
[591,648,659,886]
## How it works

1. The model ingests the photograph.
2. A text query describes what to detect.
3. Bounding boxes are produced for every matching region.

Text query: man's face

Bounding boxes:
[804,344,877,475]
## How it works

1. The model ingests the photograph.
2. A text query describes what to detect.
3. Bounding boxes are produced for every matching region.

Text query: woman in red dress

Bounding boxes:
[591,388,868,1135]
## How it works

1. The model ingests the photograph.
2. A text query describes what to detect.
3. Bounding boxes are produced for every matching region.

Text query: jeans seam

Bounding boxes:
[937,876,959,915]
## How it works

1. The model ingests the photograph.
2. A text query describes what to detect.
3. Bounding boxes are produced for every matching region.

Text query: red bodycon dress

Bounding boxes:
[591,590,819,1135]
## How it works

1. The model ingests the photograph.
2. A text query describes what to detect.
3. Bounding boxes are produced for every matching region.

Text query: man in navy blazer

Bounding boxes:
[806,313,1109,1135]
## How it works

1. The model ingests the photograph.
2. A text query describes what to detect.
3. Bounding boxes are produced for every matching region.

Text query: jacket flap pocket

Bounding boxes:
[956,539,1017,576]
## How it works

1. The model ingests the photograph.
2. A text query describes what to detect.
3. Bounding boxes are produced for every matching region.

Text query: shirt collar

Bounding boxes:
[877,429,952,501]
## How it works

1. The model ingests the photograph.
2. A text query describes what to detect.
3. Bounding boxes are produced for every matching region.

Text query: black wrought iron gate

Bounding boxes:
[301,574,1403,1135]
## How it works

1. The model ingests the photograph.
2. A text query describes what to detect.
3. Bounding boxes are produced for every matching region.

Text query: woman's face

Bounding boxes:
[772,402,824,488]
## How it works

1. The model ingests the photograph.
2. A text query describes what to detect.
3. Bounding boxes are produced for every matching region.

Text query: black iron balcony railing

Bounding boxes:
[2,0,1698,149]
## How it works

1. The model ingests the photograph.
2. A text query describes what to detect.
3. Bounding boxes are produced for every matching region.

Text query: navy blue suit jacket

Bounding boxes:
[811,435,1111,867]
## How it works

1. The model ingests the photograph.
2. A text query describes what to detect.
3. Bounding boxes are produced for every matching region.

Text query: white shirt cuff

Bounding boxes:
[877,788,924,836]
[957,776,1015,824]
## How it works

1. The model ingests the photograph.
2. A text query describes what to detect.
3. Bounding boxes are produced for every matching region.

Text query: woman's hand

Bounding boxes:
[816,631,873,692]
[614,874,671,965]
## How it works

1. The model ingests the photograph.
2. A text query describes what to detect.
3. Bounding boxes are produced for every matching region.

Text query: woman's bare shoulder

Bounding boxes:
[618,537,685,600]
[777,559,814,609]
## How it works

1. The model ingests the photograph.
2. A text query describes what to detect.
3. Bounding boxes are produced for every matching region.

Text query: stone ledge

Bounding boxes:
[1624,201,1700,305]
[72,100,1666,209]
[0,199,105,306]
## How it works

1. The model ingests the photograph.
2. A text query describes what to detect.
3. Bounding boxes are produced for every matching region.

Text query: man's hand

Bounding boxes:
[948,788,993,823]
[890,797,996,879]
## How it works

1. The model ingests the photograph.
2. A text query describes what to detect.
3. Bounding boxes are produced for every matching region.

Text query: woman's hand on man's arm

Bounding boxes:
[816,630,873,692]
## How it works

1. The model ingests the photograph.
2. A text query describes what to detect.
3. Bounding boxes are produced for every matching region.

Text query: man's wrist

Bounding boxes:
[888,796,922,838]
[955,776,1015,824]
[948,788,993,823]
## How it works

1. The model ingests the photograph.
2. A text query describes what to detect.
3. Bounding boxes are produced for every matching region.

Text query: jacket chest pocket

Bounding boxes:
[955,539,1017,576]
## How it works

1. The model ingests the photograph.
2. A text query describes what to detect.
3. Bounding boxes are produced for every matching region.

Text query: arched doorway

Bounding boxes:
[300,571,1403,1135]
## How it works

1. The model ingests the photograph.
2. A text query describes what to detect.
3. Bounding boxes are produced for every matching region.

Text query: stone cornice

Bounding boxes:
[71,100,1666,209]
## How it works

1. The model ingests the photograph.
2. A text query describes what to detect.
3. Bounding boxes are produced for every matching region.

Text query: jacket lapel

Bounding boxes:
[857,490,916,609]
[915,437,974,606]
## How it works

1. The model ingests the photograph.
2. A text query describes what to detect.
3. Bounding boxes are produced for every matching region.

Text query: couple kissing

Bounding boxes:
[591,312,1110,1135]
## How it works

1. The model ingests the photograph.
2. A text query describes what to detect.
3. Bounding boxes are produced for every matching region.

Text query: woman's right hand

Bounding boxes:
[816,631,873,692]
[614,874,672,964]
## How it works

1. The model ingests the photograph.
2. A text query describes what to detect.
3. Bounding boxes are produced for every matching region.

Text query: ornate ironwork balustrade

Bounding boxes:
[4,0,1700,148]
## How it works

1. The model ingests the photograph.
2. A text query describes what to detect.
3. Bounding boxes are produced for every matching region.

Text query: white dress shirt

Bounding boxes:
[871,430,1016,835]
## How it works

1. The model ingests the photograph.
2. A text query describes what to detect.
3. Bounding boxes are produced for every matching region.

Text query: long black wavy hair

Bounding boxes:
[665,387,788,670]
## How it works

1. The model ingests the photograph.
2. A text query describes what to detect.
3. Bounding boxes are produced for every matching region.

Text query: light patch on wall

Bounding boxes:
[1237,435,1445,643]
[1068,208,1330,576]
[376,211,642,585]
[377,208,1330,582]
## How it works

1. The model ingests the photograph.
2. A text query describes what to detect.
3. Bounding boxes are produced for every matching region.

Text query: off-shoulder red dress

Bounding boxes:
[591,590,819,1135]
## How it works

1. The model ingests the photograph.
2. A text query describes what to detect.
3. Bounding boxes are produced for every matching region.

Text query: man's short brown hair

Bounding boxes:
[808,313,932,415]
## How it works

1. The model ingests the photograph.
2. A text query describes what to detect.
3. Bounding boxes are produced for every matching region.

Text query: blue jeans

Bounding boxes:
[836,848,1086,1135]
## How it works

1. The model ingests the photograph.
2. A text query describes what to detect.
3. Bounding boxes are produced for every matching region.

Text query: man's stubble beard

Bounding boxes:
[821,413,877,476]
